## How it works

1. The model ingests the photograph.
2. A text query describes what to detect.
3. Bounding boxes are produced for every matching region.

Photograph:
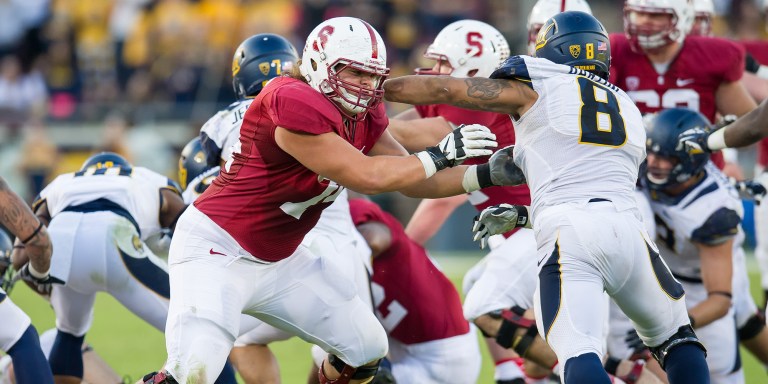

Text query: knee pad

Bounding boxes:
[648,325,706,369]
[491,306,538,357]
[318,354,380,384]
[142,371,179,384]
[738,311,766,340]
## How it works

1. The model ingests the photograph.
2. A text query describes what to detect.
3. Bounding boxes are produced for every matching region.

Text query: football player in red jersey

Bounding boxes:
[139,16,524,384]
[612,0,757,175]
[344,198,481,383]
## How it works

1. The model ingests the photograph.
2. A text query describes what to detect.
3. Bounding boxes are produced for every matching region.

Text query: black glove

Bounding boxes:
[733,173,768,205]
[476,145,526,188]
[15,263,64,295]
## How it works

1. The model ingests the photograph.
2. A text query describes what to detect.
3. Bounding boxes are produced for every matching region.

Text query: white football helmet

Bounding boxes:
[624,0,695,51]
[300,17,390,119]
[415,20,510,78]
[691,0,714,36]
[527,0,593,55]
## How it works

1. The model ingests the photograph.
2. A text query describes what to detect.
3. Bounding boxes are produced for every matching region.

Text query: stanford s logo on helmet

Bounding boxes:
[644,108,711,190]
[299,17,390,121]
[232,33,299,99]
[415,20,510,78]
[534,11,611,79]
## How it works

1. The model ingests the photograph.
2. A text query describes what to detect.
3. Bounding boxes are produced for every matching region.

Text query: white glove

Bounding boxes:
[417,124,497,177]
[472,204,530,249]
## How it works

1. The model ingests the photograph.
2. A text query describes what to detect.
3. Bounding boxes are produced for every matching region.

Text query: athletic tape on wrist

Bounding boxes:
[462,165,480,192]
[415,151,437,178]
[707,128,727,151]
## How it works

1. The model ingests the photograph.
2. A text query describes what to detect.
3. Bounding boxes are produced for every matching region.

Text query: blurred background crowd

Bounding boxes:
[1,0,767,248]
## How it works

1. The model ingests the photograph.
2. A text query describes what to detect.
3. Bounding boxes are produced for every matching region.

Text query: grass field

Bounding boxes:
[8,251,768,383]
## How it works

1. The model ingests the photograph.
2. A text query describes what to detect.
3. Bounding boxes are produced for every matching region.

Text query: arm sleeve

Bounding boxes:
[690,207,740,245]
[268,85,341,135]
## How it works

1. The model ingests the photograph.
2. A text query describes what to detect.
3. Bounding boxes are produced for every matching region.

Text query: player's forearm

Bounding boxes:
[384,75,462,106]
[405,195,466,245]
[341,155,433,195]
[399,166,470,198]
[688,295,731,328]
[715,98,768,149]
[22,226,52,273]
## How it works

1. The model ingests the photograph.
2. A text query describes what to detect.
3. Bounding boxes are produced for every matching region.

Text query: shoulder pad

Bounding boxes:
[490,56,533,89]
[690,207,740,245]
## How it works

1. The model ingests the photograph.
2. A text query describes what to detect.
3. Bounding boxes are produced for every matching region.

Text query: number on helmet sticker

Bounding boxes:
[576,76,627,147]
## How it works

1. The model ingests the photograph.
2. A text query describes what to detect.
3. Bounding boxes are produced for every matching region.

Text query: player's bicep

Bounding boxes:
[696,239,733,293]
[274,127,371,184]
[716,80,757,117]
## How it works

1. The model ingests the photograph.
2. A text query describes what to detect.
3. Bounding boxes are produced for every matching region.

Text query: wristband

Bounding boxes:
[462,165,481,192]
[415,151,437,178]
[21,221,44,244]
[707,128,727,151]
[758,65,768,80]
[515,206,531,229]
[28,263,50,279]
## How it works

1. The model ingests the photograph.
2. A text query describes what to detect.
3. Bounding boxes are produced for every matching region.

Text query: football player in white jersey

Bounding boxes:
[27,153,193,384]
[200,33,298,172]
[384,11,709,384]
[640,109,744,382]
[0,179,55,384]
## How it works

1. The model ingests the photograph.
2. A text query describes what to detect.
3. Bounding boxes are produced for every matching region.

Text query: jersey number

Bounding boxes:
[279,180,344,219]
[577,77,627,147]
[627,89,700,112]
[370,281,407,332]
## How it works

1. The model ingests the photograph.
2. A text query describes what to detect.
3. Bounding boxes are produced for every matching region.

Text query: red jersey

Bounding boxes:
[609,34,745,168]
[415,104,531,208]
[350,199,469,344]
[741,40,768,66]
[195,77,388,262]
[758,139,768,168]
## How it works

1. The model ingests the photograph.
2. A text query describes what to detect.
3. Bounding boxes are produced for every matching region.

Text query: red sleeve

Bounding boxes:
[349,199,384,226]
[414,104,431,118]
[758,139,768,167]
[268,79,341,135]
[608,33,626,84]
[718,38,745,83]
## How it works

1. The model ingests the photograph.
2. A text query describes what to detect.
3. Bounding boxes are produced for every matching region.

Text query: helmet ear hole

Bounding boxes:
[467,69,479,77]
[311,59,318,71]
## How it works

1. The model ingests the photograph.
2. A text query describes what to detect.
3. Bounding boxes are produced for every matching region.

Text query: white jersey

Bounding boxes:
[37,166,177,240]
[505,56,646,218]
[200,99,252,162]
[646,162,744,280]
[182,166,220,205]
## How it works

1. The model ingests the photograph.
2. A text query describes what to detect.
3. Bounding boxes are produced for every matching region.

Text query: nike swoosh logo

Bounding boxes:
[209,248,227,256]
[537,255,546,267]
[676,78,694,87]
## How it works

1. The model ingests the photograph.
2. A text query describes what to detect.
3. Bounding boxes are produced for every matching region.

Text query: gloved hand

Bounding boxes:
[486,145,526,186]
[14,263,63,295]
[677,126,711,154]
[424,124,497,171]
[472,204,530,249]
[733,173,768,205]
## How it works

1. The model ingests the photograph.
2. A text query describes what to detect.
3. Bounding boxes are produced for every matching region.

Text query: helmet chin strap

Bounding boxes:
[646,173,669,185]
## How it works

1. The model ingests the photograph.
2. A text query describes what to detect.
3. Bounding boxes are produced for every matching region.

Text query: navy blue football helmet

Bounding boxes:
[232,33,299,99]
[179,137,214,191]
[81,152,132,172]
[534,11,611,79]
[644,108,711,190]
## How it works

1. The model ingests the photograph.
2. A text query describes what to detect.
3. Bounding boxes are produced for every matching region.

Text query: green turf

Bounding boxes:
[8,251,768,383]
